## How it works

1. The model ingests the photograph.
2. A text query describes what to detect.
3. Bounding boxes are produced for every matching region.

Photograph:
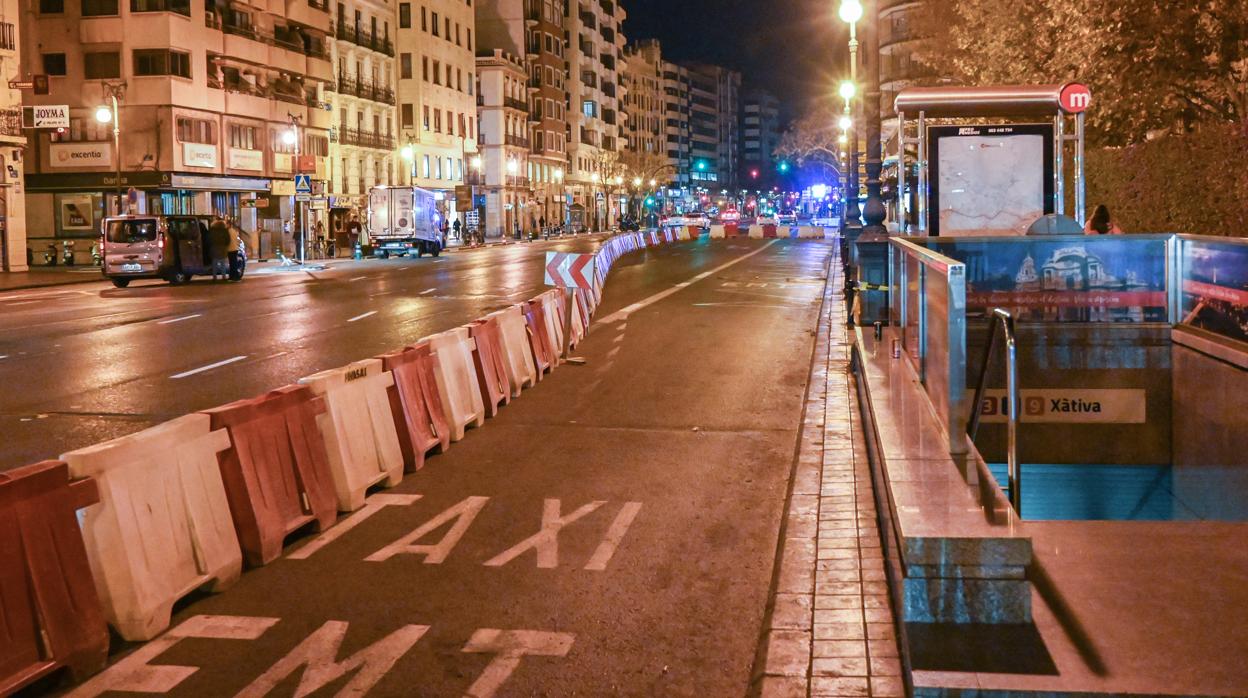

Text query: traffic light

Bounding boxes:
[750,168,759,179]
[778,161,790,173]
[695,160,708,172]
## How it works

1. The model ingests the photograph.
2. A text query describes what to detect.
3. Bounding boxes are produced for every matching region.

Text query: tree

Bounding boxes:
[913,0,1248,146]
[619,149,673,184]
[775,102,844,177]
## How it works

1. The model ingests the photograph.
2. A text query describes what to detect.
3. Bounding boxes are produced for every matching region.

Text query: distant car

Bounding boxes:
[777,210,797,225]
[718,210,741,224]
[684,212,711,229]
[660,215,684,228]
[756,215,778,226]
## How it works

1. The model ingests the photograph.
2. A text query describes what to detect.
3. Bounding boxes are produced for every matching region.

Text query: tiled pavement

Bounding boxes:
[753,240,907,697]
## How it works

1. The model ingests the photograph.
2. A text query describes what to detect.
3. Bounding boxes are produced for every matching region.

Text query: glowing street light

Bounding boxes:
[400,143,415,160]
[94,105,113,124]
[839,115,853,131]
[838,0,862,25]
[839,81,856,103]
[553,167,564,182]
[632,176,642,187]
[471,156,483,170]
[281,128,298,147]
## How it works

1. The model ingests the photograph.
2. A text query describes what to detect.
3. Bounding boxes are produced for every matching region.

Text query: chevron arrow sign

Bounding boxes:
[544,252,596,289]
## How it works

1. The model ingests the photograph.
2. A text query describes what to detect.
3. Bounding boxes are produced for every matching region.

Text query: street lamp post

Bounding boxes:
[859,0,888,236]
[839,0,863,229]
[553,167,565,229]
[400,140,416,186]
[95,82,125,215]
[282,115,305,262]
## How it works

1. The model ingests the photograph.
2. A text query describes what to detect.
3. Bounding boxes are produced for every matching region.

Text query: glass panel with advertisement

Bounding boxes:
[1180,237,1248,345]
[922,235,1169,323]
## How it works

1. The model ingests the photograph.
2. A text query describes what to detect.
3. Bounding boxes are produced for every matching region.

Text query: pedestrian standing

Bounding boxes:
[1084,204,1123,235]
[347,215,362,252]
[208,216,231,281]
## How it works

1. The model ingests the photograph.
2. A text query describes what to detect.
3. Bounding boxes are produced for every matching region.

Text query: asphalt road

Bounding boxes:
[12,236,834,697]
[0,236,610,472]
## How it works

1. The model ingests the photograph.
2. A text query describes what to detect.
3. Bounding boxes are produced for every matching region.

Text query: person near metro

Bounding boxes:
[1084,204,1123,235]
[208,216,232,281]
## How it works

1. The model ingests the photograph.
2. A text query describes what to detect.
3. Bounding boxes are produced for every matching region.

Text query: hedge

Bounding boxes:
[1085,124,1248,238]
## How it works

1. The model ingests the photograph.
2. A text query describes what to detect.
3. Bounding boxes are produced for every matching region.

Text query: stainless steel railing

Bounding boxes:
[967,308,1021,513]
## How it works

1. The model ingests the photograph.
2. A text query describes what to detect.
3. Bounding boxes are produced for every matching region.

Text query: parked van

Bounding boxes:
[101,215,246,288]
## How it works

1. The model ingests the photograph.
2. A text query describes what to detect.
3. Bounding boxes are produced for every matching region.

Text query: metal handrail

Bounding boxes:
[968,308,1021,514]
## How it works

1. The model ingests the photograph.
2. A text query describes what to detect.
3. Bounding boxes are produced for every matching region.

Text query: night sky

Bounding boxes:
[623,0,850,117]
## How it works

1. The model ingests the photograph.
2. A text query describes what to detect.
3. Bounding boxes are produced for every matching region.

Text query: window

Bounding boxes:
[422,56,429,81]
[83,51,120,79]
[41,53,67,76]
[467,28,472,50]
[131,0,189,14]
[401,103,413,128]
[422,155,429,177]
[444,18,450,39]
[228,124,257,149]
[398,2,409,28]
[420,6,426,30]
[39,0,63,12]
[432,60,441,85]
[455,22,460,46]
[176,117,215,144]
[431,12,439,36]
[433,109,441,132]
[81,0,118,16]
[456,68,462,91]
[400,53,412,79]
[582,100,596,118]
[423,105,430,130]
[133,49,191,78]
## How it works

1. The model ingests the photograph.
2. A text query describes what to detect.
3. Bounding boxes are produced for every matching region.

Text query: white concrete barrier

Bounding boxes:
[798,226,825,239]
[539,290,565,357]
[748,224,764,239]
[62,414,242,641]
[299,358,404,512]
[487,305,537,397]
[426,327,487,442]
[710,224,726,239]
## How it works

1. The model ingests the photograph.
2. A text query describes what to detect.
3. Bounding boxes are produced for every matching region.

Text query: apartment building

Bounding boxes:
[396,0,476,220]
[879,0,934,141]
[20,0,334,261]
[621,39,663,162]
[659,59,690,189]
[474,49,530,238]
[475,0,567,228]
[684,62,739,189]
[328,0,397,226]
[740,89,780,185]
[0,5,24,271]
[564,0,625,231]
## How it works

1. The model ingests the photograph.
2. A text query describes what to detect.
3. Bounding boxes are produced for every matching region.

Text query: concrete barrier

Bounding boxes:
[539,290,566,356]
[377,343,451,472]
[0,460,109,693]
[299,359,405,512]
[427,327,487,442]
[710,224,726,239]
[468,317,511,418]
[748,224,764,239]
[204,386,338,567]
[63,414,242,641]
[486,305,537,396]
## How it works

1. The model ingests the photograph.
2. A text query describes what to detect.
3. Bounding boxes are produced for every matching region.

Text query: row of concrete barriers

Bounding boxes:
[710,223,833,240]
[0,229,664,695]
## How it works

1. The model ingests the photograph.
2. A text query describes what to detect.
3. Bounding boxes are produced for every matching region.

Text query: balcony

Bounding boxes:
[579,11,595,29]
[337,127,395,150]
[504,96,528,112]
[337,74,396,105]
[333,23,394,57]
[505,134,530,148]
[307,0,328,10]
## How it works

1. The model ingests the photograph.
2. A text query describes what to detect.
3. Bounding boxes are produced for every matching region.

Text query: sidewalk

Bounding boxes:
[0,266,106,292]
[753,241,907,697]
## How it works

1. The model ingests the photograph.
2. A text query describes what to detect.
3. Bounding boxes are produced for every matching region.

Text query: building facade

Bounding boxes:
[740,89,780,185]
[329,0,398,232]
[621,39,662,160]
[21,0,335,262]
[475,0,567,230]
[683,62,738,190]
[0,4,24,271]
[879,0,934,142]
[395,0,476,226]
[659,59,690,190]
[474,49,529,239]
[564,0,625,231]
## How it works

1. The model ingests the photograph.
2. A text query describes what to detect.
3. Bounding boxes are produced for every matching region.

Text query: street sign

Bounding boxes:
[294,174,313,194]
[241,198,270,208]
[24,105,69,128]
[544,252,596,289]
[295,193,311,202]
[1059,83,1092,114]
[8,80,32,90]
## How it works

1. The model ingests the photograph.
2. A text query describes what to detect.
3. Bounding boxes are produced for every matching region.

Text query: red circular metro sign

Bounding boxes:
[1059,83,1092,114]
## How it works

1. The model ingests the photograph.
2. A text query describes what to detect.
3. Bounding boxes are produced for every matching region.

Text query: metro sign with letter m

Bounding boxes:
[544,252,595,289]
[1060,83,1092,114]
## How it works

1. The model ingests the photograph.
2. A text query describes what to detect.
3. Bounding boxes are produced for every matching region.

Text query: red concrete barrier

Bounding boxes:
[203,386,339,567]
[378,343,451,472]
[725,223,740,237]
[763,223,778,239]
[0,461,109,694]
[524,298,556,376]
[468,317,511,418]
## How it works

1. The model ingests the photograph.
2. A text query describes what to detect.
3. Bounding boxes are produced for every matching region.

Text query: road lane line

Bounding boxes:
[584,502,642,571]
[598,240,778,324]
[157,313,202,325]
[170,355,248,379]
[350,275,369,281]
[348,310,378,322]
[5,300,39,306]
[420,287,436,294]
